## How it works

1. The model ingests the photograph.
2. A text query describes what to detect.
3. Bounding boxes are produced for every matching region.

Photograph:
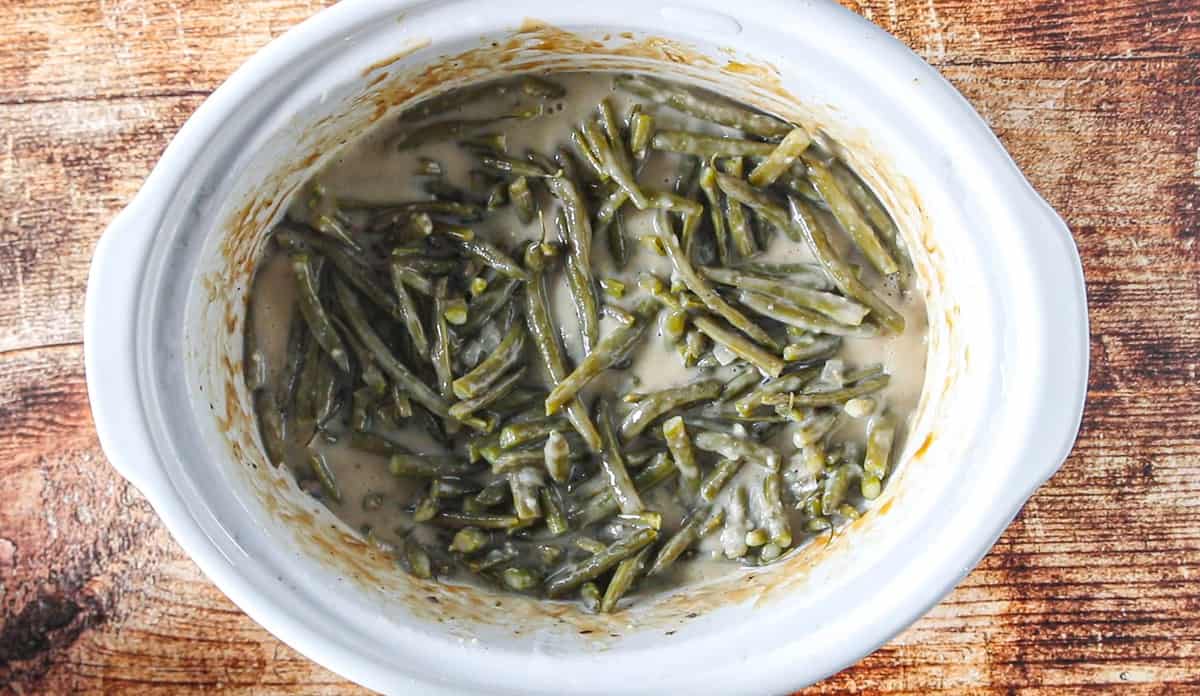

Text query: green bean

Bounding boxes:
[570,452,677,526]
[255,393,287,464]
[435,511,523,530]
[430,278,455,404]
[458,276,519,337]
[698,164,731,265]
[487,447,546,473]
[792,410,840,448]
[783,334,842,364]
[662,416,701,499]
[789,196,905,334]
[593,184,628,236]
[821,464,856,515]
[290,253,351,373]
[275,309,307,410]
[748,128,813,187]
[602,546,651,612]
[389,263,434,296]
[757,471,791,547]
[581,119,648,209]
[276,226,403,320]
[291,333,323,437]
[479,153,552,179]
[499,567,539,591]
[521,244,602,452]
[596,399,645,514]
[570,126,607,181]
[449,367,527,424]
[311,352,341,428]
[545,175,601,352]
[541,486,569,536]
[620,379,722,441]
[701,267,869,326]
[649,130,776,158]
[580,582,602,612]
[507,176,536,224]
[699,458,744,504]
[449,527,489,554]
[615,75,791,139]
[388,259,431,358]
[653,210,776,349]
[508,467,543,520]
[452,323,527,399]
[404,536,433,579]
[731,261,832,290]
[365,200,485,225]
[863,412,896,481]
[647,510,704,576]
[498,415,569,449]
[543,430,572,483]
[716,158,757,257]
[832,160,913,284]
[736,290,878,338]
[720,369,762,404]
[405,76,564,122]
[544,300,657,414]
[692,315,785,378]
[395,104,546,149]
[630,111,654,160]
[389,453,474,478]
[454,238,530,281]
[760,373,890,408]
[694,430,781,471]
[734,367,820,415]
[306,451,341,503]
[804,156,898,277]
[544,527,657,597]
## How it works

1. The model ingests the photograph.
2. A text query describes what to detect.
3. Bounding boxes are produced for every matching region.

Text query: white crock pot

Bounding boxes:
[84,1,1089,693]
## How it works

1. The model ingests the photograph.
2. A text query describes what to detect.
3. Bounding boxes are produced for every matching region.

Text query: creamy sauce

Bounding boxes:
[247,71,928,598]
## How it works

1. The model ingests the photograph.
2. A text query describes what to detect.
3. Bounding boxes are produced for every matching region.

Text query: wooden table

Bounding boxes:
[2,1,1197,692]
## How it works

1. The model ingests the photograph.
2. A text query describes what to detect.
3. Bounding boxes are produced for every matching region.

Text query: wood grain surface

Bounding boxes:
[2,1,1198,693]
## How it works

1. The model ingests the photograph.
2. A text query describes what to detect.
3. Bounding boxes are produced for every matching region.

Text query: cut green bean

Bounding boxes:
[620,379,722,441]
[290,253,350,373]
[389,454,475,478]
[760,373,890,408]
[522,244,602,451]
[748,127,813,187]
[662,416,701,499]
[543,430,572,483]
[718,159,757,257]
[694,430,781,471]
[596,399,644,514]
[455,237,530,281]
[602,546,651,612]
[650,130,776,158]
[699,458,744,503]
[333,277,450,417]
[544,527,657,597]
[449,366,527,422]
[544,299,657,414]
[789,196,906,334]
[692,315,785,378]
[653,210,776,349]
[616,75,791,139]
[309,448,343,504]
[737,290,877,337]
[864,413,896,481]
[804,156,898,277]
[453,323,527,399]
[701,267,869,325]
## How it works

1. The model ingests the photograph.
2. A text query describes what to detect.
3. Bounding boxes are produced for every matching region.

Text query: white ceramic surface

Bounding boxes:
[84,1,1089,694]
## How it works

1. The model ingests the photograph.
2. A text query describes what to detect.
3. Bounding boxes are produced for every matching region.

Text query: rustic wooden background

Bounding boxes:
[2,0,1197,693]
